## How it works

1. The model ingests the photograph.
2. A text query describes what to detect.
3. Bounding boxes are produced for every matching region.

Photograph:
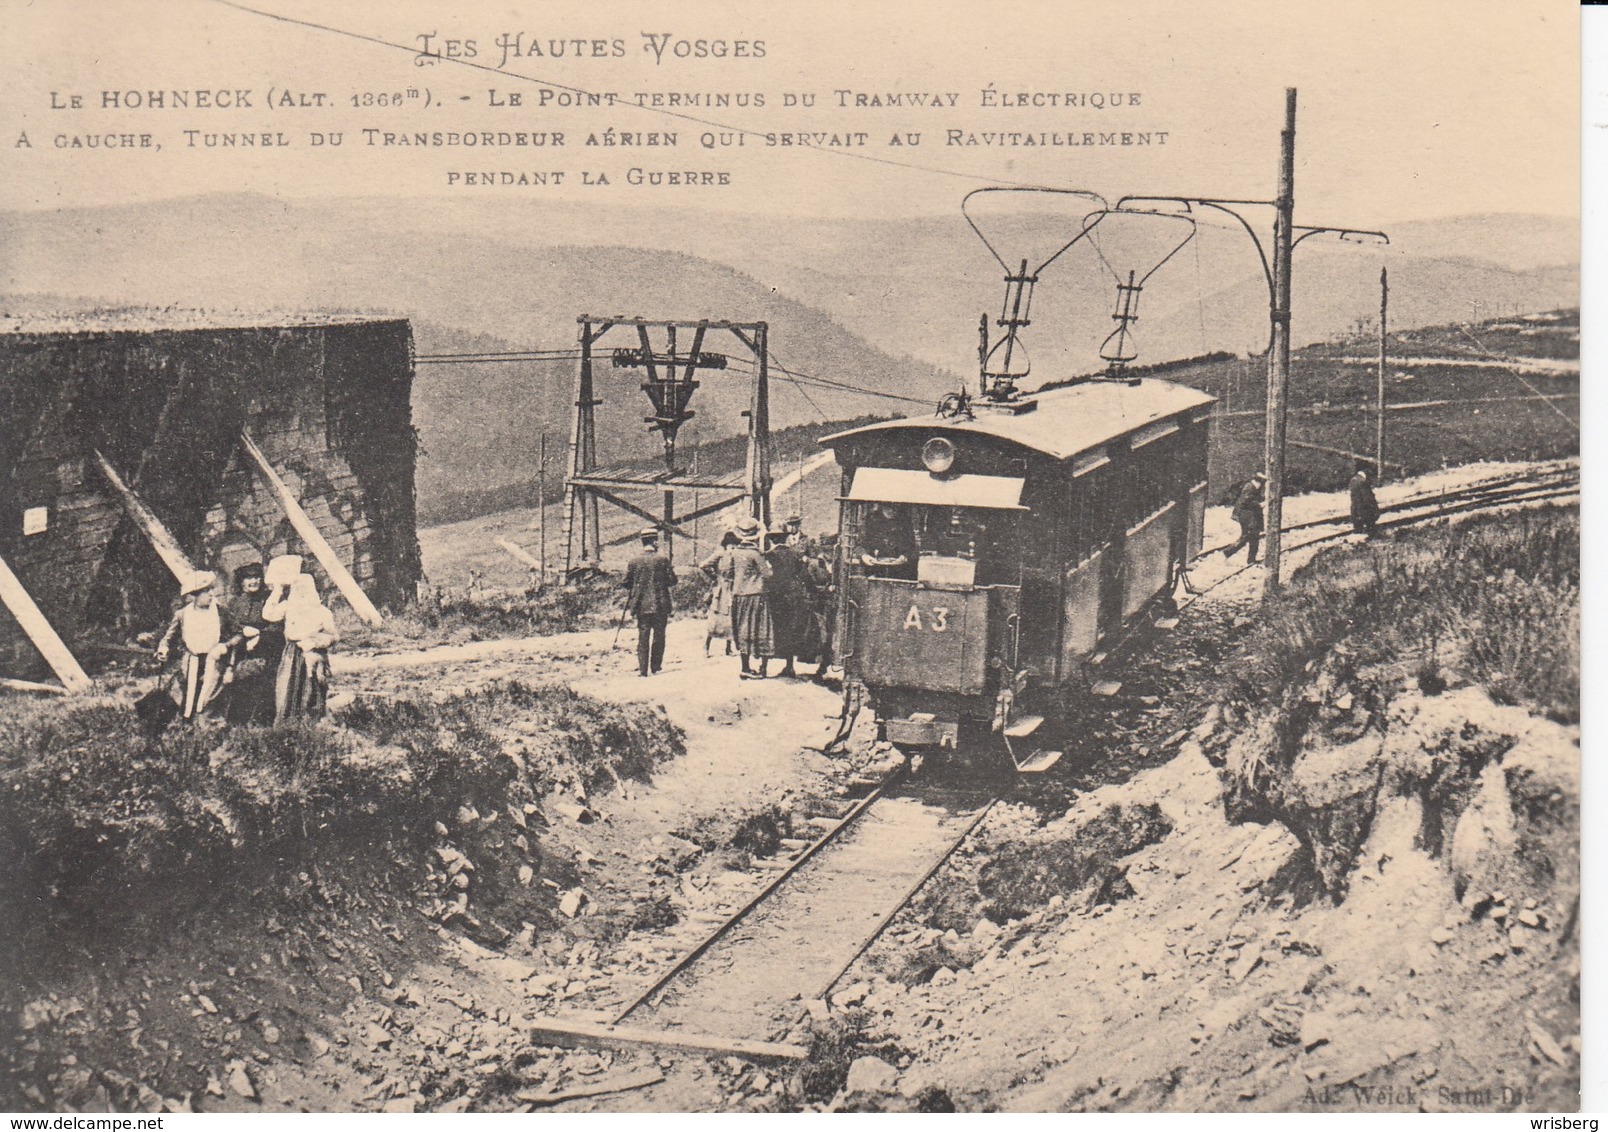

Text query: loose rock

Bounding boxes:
[844,1056,898,1096]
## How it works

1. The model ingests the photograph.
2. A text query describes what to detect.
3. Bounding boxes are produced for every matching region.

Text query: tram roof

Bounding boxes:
[819,378,1216,462]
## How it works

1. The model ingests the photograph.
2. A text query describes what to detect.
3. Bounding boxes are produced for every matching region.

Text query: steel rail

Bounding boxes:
[1198,468,1577,558]
[610,764,908,1024]
[798,793,1002,1029]
[1186,481,1578,606]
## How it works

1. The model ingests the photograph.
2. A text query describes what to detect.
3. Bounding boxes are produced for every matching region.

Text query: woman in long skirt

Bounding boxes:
[263,573,339,722]
[700,530,739,656]
[764,523,811,678]
[155,571,240,722]
[223,562,283,726]
[727,518,774,678]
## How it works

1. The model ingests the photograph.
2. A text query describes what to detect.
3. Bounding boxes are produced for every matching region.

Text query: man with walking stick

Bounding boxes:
[621,526,675,677]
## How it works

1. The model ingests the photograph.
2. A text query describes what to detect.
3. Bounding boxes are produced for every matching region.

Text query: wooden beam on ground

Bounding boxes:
[1,676,69,696]
[496,538,542,571]
[528,1016,808,1063]
[0,553,92,693]
[237,429,384,627]
[92,449,196,583]
[515,1068,664,1107]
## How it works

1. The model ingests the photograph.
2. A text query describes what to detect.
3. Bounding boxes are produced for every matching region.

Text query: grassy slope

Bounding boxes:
[0,683,682,941]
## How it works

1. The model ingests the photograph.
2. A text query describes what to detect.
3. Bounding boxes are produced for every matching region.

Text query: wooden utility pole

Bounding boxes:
[746,323,773,527]
[1262,87,1297,592]
[1376,267,1388,483]
[537,432,548,581]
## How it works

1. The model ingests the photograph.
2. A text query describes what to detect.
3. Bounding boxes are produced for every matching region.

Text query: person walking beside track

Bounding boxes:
[622,526,676,677]
[1222,472,1267,565]
[1349,465,1380,535]
[728,517,775,679]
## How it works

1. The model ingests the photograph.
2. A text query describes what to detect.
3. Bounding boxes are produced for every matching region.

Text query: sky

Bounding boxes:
[2,0,1583,222]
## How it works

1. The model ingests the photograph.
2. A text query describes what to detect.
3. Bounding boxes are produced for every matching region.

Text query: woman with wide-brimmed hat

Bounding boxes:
[728,516,775,678]
[154,570,243,722]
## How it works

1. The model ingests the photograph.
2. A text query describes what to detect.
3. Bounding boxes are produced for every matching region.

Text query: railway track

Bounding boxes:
[527,462,1577,1066]
[1187,463,1578,601]
[532,771,998,1061]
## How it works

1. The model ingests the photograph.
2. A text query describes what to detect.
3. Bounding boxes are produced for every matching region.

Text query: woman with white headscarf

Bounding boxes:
[263,572,340,722]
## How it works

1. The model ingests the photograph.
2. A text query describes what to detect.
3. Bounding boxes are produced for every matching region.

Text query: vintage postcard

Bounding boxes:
[0,0,1585,1117]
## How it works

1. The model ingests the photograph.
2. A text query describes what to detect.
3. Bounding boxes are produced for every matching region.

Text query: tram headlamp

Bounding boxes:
[922,436,957,475]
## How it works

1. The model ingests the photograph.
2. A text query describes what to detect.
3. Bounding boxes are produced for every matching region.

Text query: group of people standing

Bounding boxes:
[702,514,835,681]
[151,555,339,728]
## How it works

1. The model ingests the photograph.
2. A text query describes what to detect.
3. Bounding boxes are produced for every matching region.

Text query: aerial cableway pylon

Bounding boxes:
[563,316,772,575]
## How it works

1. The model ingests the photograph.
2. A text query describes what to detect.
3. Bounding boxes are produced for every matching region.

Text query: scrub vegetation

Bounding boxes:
[0,681,683,928]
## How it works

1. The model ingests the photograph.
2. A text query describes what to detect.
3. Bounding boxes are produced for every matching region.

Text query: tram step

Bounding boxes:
[1014,748,1064,774]
[1004,714,1045,739]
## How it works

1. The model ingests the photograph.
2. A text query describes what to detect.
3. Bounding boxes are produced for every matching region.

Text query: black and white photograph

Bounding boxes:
[0,0,1590,1117]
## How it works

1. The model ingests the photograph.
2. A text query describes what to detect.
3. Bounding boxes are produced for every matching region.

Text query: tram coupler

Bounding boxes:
[882,711,959,750]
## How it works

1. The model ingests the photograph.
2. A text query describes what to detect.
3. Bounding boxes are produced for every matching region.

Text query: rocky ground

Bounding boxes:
[2,464,1580,1113]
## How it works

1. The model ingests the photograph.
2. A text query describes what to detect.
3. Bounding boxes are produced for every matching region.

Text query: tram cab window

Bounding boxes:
[854,501,916,578]
[915,506,1017,586]
[849,502,1018,586]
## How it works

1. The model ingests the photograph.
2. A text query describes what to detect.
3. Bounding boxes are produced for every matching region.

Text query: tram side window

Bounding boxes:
[1066,469,1106,566]
[1129,434,1180,527]
[1181,423,1208,487]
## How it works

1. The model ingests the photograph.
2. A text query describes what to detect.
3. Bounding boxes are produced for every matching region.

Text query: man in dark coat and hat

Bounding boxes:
[622,527,676,676]
[1222,472,1266,565]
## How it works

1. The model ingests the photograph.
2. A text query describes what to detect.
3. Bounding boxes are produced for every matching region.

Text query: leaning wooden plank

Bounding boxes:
[237,429,384,627]
[92,450,196,583]
[528,1016,809,1063]
[0,553,92,693]
[515,1068,664,1106]
[496,538,542,570]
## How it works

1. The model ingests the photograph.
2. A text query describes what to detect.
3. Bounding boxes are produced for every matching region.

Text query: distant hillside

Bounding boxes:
[1,196,1576,516]
[1093,311,1580,498]
[0,197,960,520]
[1,196,1576,377]
[417,413,888,527]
